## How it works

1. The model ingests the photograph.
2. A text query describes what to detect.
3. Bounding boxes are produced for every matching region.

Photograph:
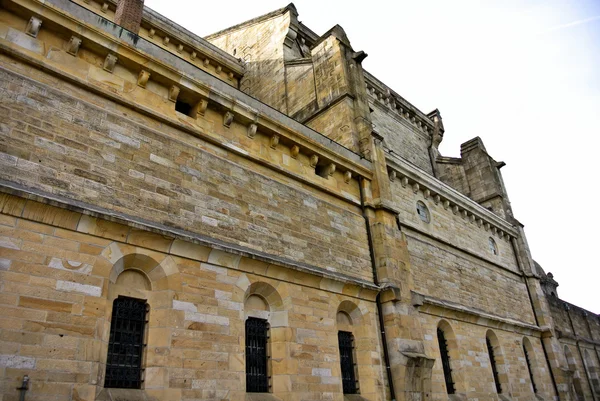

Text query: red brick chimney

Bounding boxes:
[114,0,144,34]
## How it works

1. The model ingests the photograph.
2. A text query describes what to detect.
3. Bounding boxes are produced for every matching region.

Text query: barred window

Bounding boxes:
[246,317,269,392]
[338,331,358,394]
[523,342,538,393]
[105,296,148,389]
[437,328,455,394]
[487,337,502,393]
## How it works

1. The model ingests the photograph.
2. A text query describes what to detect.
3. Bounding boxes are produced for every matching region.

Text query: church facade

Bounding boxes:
[0,0,598,400]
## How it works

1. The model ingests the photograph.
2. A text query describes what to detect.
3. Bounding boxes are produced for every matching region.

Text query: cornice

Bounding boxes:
[7,0,373,183]
[70,0,245,78]
[386,153,519,238]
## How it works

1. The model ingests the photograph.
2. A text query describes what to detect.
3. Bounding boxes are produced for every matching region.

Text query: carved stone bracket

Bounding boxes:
[103,54,118,73]
[247,123,257,139]
[66,36,82,56]
[223,111,234,128]
[344,171,352,184]
[269,135,279,149]
[290,145,299,159]
[168,85,180,102]
[137,70,150,88]
[192,99,208,116]
[309,155,319,168]
[25,16,42,38]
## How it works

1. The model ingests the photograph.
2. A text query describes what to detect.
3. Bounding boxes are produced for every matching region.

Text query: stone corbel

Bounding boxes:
[423,189,431,199]
[247,123,257,139]
[228,72,234,80]
[443,200,450,210]
[137,70,150,88]
[168,85,180,102]
[484,222,490,231]
[216,66,222,75]
[400,177,409,188]
[389,170,396,182]
[492,227,498,235]
[66,36,82,56]
[477,218,483,227]
[452,205,459,215]
[148,28,155,38]
[101,3,109,13]
[203,58,210,67]
[309,155,319,168]
[499,231,504,239]
[191,99,208,116]
[190,51,197,60]
[162,36,170,46]
[177,44,183,53]
[469,214,476,223]
[462,210,468,219]
[269,135,279,149]
[103,54,118,73]
[25,17,42,38]
[325,163,336,177]
[433,194,441,205]
[412,183,420,194]
[290,145,299,158]
[223,111,234,128]
[344,171,352,184]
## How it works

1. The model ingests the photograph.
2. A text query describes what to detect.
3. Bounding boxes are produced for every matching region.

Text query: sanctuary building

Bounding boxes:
[0,0,598,400]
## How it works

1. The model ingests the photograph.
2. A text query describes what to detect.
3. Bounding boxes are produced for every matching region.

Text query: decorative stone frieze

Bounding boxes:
[103,54,118,73]
[25,16,42,37]
[66,36,82,56]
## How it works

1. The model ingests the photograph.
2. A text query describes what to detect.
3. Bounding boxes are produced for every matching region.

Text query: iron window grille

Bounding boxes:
[486,337,502,393]
[338,331,358,394]
[246,317,269,392]
[523,344,538,393]
[437,328,456,394]
[105,296,148,389]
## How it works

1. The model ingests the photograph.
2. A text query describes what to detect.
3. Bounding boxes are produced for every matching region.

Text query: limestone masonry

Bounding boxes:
[0,1,598,400]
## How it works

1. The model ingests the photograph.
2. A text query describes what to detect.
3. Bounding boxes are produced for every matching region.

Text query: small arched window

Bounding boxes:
[522,338,538,394]
[488,237,498,255]
[105,296,148,389]
[486,336,502,393]
[338,331,357,394]
[437,327,455,394]
[416,201,430,223]
[245,317,269,392]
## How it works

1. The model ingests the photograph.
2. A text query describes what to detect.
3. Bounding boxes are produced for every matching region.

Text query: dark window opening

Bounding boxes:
[246,317,269,393]
[175,99,192,116]
[487,337,502,393]
[523,344,538,393]
[437,328,455,394]
[315,164,329,179]
[105,296,147,389]
[338,331,358,394]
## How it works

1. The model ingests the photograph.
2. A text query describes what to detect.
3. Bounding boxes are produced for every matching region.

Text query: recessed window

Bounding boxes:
[246,317,269,393]
[175,99,192,116]
[416,201,430,223]
[105,296,147,389]
[338,331,358,394]
[488,237,498,255]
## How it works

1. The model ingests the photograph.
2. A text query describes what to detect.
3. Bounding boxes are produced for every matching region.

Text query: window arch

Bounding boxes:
[336,301,362,394]
[437,325,455,394]
[522,337,538,394]
[486,331,503,394]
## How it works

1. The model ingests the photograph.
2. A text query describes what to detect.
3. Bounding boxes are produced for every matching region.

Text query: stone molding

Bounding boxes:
[386,153,518,239]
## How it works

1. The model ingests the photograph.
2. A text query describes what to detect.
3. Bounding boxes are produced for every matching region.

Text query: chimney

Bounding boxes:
[114,0,144,34]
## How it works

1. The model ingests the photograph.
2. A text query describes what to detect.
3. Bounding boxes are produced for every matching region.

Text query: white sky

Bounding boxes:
[145,0,600,313]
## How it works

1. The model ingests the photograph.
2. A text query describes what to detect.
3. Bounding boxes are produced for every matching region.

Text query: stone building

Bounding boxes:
[0,0,597,400]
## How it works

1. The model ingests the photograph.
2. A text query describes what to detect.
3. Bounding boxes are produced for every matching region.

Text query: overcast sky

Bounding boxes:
[145,0,600,313]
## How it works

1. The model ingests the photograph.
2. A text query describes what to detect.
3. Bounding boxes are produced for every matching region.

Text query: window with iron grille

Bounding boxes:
[523,343,538,393]
[486,337,502,393]
[105,296,148,389]
[246,317,269,392]
[437,328,455,394]
[338,331,358,394]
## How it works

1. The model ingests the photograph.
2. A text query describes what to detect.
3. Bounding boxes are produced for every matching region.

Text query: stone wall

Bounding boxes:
[0,194,385,401]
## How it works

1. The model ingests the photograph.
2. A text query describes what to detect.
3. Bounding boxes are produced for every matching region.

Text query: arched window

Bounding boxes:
[522,338,537,393]
[105,296,148,389]
[486,335,502,393]
[338,331,358,394]
[245,317,269,392]
[437,327,455,394]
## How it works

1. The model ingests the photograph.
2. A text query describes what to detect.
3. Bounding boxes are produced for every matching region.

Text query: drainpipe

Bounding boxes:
[17,375,29,401]
[359,176,396,401]
[565,303,597,401]
[510,237,560,399]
